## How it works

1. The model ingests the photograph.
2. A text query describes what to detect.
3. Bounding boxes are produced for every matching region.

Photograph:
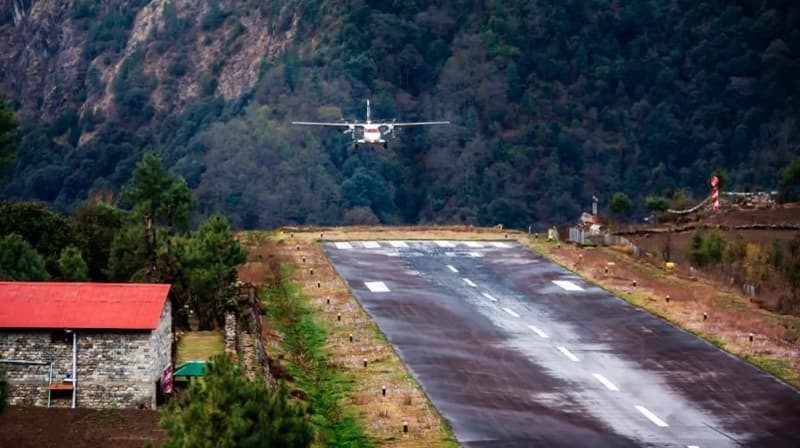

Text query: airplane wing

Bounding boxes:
[386,121,450,127]
[291,121,364,127]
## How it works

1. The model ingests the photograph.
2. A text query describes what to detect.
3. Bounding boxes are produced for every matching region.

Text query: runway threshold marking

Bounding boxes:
[635,405,669,427]
[447,265,459,273]
[364,281,390,293]
[464,241,484,248]
[436,240,455,247]
[687,446,700,448]
[552,280,584,291]
[503,307,520,318]
[557,346,580,362]
[481,293,498,302]
[463,278,478,287]
[527,325,548,338]
[591,373,619,391]
[491,242,512,248]
[362,241,381,248]
[388,241,408,248]
[335,242,353,249]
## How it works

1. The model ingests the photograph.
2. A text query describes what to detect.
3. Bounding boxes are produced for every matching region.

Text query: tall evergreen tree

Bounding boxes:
[0,233,48,281]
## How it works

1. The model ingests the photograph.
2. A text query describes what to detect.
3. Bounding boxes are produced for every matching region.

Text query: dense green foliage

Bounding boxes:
[0,201,75,274]
[57,246,90,281]
[0,233,49,281]
[1,1,798,229]
[0,150,246,328]
[0,95,16,179]
[174,215,246,329]
[160,355,312,448]
[609,192,633,220]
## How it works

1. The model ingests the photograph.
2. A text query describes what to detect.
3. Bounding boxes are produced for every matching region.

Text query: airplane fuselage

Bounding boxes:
[358,124,386,145]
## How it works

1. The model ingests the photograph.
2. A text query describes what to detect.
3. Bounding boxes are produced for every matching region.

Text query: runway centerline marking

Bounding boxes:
[481,292,498,302]
[463,278,478,287]
[635,405,669,427]
[553,280,584,291]
[503,307,520,318]
[491,242,512,248]
[388,241,408,248]
[528,325,549,338]
[334,242,353,249]
[447,265,459,273]
[557,346,580,362]
[468,251,482,258]
[364,281,390,293]
[591,373,620,391]
[464,241,484,248]
[362,241,381,249]
[687,446,700,448]
[436,240,455,248]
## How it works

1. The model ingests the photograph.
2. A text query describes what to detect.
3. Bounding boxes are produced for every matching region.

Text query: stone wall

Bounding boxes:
[0,332,73,406]
[0,301,172,409]
[149,300,172,403]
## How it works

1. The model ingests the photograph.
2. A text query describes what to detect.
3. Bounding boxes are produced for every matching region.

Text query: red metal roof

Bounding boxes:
[0,282,170,330]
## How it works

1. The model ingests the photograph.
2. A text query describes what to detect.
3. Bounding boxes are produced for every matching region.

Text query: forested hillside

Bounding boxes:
[1,0,798,229]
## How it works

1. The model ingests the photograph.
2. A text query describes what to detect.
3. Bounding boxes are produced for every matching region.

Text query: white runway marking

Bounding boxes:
[436,240,455,247]
[557,346,580,362]
[388,241,408,248]
[591,373,619,391]
[552,280,584,291]
[335,242,353,249]
[503,307,520,318]
[463,278,478,287]
[635,405,669,427]
[362,241,381,249]
[447,265,459,273]
[468,251,482,258]
[687,446,700,448]
[527,325,548,338]
[464,241,484,248]
[481,293,498,302]
[491,242,512,248]
[364,281,390,293]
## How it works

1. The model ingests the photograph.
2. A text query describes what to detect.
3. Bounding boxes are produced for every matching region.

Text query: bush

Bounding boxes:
[160,355,312,448]
[688,229,727,267]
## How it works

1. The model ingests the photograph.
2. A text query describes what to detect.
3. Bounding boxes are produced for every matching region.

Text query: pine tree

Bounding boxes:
[160,355,312,448]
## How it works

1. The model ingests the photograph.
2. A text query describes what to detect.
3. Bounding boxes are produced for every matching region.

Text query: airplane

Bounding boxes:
[292,99,449,148]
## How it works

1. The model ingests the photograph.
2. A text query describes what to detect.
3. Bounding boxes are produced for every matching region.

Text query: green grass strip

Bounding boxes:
[262,265,375,448]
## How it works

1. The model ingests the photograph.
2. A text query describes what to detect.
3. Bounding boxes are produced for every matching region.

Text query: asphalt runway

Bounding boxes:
[323,241,800,447]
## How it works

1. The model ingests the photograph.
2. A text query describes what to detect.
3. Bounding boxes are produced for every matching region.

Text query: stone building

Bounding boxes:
[0,282,172,409]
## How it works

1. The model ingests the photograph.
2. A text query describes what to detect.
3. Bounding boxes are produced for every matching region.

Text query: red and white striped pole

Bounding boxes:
[710,175,720,213]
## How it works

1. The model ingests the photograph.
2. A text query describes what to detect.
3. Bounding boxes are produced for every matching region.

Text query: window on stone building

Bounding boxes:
[51,330,71,343]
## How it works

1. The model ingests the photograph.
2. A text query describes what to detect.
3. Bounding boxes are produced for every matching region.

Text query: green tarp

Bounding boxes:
[173,360,207,377]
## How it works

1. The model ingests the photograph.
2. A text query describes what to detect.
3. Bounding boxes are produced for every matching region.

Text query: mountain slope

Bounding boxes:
[1,0,798,229]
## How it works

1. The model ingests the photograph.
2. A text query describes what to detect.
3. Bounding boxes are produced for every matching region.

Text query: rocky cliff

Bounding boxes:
[0,0,295,129]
